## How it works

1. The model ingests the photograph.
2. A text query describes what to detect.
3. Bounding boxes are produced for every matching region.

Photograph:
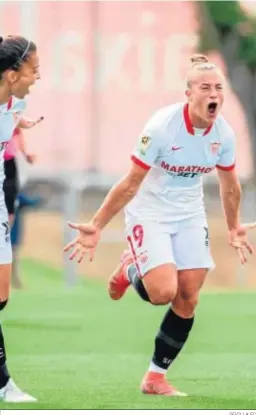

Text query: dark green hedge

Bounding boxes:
[201,1,256,69]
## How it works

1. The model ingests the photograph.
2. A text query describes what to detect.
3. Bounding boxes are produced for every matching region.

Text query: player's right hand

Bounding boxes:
[63,222,101,263]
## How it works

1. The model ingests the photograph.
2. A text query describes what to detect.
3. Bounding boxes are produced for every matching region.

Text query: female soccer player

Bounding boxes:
[64,55,255,396]
[0,35,40,403]
[4,117,42,227]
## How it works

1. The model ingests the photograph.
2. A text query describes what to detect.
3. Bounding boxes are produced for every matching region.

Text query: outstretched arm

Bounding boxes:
[18,116,44,129]
[64,123,162,262]
[64,161,149,262]
[91,162,148,230]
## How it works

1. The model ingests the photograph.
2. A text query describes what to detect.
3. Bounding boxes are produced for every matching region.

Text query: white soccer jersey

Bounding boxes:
[0,96,26,200]
[125,102,235,225]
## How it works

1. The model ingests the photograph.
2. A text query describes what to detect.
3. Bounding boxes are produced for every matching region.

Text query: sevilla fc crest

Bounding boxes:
[210,142,221,155]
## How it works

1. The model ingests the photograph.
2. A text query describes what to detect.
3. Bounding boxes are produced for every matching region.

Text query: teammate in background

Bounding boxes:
[64,54,256,396]
[4,117,43,226]
[0,35,40,403]
[11,191,42,289]
[4,118,43,289]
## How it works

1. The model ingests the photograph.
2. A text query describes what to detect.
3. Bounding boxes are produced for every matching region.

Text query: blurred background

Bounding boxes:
[2,0,256,289]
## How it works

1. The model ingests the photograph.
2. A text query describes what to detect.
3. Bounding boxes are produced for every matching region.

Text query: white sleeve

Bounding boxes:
[11,97,26,114]
[131,118,162,170]
[216,133,236,171]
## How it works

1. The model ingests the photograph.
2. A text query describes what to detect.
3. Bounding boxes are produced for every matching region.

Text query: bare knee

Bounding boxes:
[8,214,14,227]
[173,269,207,317]
[149,288,176,306]
[0,263,12,301]
[142,264,178,306]
[173,292,199,317]
[184,295,199,313]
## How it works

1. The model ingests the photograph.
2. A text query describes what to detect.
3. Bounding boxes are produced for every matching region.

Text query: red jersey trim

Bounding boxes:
[216,163,235,171]
[7,97,12,111]
[183,103,213,136]
[131,155,151,171]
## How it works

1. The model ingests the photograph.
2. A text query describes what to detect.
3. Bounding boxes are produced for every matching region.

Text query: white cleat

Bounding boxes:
[0,378,37,403]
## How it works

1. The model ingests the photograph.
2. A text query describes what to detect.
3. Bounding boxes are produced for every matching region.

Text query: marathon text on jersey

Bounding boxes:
[161,161,214,178]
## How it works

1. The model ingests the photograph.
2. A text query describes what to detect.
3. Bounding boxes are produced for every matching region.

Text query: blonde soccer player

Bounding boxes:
[65,55,255,396]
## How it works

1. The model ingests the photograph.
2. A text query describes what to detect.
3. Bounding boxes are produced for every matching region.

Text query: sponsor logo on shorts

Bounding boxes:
[204,227,209,247]
[140,254,148,264]
[137,251,148,264]
[2,222,10,243]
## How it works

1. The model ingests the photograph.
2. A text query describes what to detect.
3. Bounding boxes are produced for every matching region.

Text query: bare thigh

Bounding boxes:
[8,214,15,228]
[126,222,179,305]
[0,212,13,301]
[0,263,12,301]
[143,263,178,305]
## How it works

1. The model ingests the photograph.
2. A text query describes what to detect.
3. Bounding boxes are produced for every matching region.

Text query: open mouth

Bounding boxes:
[208,102,218,116]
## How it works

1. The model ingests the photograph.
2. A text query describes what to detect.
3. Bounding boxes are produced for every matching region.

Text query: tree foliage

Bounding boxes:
[198,1,256,180]
[199,1,256,70]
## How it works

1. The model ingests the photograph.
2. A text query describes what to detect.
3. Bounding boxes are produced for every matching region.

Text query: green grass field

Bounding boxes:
[1,259,256,410]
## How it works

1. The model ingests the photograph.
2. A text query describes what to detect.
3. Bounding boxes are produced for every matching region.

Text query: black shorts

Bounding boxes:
[3,158,18,215]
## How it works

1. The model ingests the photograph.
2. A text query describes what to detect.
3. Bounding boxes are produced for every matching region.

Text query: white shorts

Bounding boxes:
[125,220,215,277]
[0,204,12,265]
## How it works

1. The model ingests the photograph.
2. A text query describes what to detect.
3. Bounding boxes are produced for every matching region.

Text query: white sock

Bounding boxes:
[149,361,167,375]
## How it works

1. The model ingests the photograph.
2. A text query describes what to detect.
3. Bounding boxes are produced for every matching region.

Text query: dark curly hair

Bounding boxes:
[0,35,37,79]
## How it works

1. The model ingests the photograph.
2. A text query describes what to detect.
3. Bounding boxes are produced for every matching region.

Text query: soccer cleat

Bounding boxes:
[140,372,187,396]
[108,250,134,300]
[0,378,37,403]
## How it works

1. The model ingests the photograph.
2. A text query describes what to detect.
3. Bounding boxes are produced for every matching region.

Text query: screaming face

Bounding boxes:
[6,52,40,99]
[186,69,225,127]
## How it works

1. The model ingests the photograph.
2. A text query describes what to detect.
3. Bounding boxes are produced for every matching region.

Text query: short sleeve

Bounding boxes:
[131,120,162,171]
[216,133,236,171]
[11,97,26,114]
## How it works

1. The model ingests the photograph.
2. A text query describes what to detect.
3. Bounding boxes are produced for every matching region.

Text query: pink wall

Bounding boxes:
[1,1,252,178]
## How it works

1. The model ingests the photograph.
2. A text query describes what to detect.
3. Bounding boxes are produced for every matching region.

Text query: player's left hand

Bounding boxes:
[63,222,101,263]
[22,116,44,129]
[229,223,256,264]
